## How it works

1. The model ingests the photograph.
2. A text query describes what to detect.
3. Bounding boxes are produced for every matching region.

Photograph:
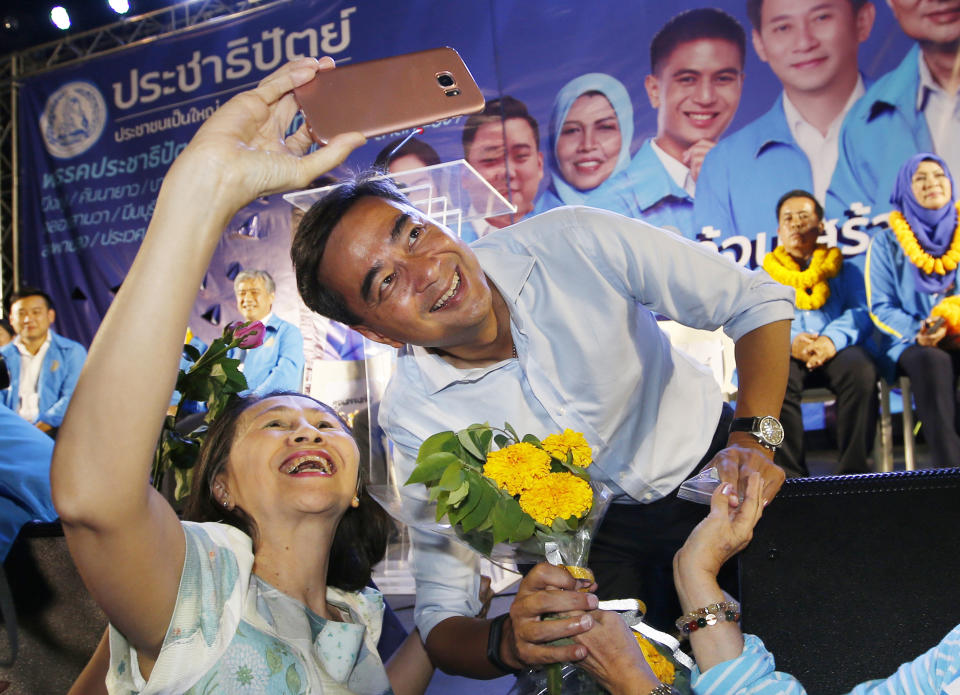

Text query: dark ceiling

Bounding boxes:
[0,0,181,57]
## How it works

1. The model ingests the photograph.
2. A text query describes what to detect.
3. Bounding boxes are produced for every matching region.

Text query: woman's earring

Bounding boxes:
[351,496,360,508]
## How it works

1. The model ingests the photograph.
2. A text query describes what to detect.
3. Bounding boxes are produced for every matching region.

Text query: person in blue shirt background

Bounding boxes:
[0,286,86,435]
[763,190,877,477]
[532,73,635,215]
[230,269,305,396]
[829,0,960,232]
[695,0,876,267]
[622,8,746,238]
[866,154,960,468]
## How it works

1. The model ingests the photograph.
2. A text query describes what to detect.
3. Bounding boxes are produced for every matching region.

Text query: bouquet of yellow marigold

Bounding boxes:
[405,423,608,571]
[931,296,960,335]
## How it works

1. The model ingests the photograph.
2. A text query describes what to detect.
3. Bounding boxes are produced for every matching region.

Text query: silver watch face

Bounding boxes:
[758,416,785,447]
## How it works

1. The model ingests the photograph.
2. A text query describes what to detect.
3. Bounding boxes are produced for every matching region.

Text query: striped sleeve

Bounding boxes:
[693,626,960,695]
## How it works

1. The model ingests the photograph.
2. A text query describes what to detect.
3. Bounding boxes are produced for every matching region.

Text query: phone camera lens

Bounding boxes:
[437,73,455,88]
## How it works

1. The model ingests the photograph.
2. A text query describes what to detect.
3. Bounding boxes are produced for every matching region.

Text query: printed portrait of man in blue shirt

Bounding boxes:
[694,0,876,267]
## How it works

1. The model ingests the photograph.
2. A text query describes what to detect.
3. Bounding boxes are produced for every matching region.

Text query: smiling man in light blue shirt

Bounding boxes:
[292,176,793,680]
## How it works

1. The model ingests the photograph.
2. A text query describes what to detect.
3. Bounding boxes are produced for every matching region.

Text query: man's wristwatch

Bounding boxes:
[486,613,521,674]
[729,415,784,451]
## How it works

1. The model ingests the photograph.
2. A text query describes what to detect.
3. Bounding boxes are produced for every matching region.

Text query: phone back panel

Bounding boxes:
[295,47,485,144]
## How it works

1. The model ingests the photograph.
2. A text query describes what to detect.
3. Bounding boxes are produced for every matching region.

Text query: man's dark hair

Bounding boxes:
[9,286,55,313]
[373,137,441,172]
[746,0,869,29]
[650,8,746,76]
[776,189,824,221]
[183,390,392,592]
[291,173,410,326]
[462,96,541,158]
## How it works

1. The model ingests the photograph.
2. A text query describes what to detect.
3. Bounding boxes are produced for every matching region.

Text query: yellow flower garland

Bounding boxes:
[762,245,843,310]
[889,202,960,276]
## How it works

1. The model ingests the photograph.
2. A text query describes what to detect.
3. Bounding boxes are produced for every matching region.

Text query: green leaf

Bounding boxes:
[460,483,496,532]
[405,452,460,485]
[435,496,450,523]
[477,427,494,456]
[428,485,444,502]
[551,516,570,534]
[438,463,465,491]
[512,513,536,542]
[285,663,302,694]
[266,647,283,674]
[457,429,485,461]
[448,482,483,525]
[504,422,520,443]
[493,434,510,449]
[521,433,542,447]
[417,431,459,462]
[556,458,590,481]
[209,363,228,386]
[447,479,470,506]
[492,496,523,545]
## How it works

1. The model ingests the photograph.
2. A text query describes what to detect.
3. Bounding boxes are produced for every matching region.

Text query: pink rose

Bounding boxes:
[229,320,265,349]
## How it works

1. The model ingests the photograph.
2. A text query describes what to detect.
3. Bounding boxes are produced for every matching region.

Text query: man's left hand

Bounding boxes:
[708,436,785,506]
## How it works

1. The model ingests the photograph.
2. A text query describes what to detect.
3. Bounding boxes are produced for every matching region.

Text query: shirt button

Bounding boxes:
[557,407,565,416]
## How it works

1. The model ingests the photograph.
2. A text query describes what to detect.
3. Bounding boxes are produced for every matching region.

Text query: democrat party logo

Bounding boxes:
[40,81,107,159]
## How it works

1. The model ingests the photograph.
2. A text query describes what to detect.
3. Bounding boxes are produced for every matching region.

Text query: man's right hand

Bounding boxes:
[791,333,817,360]
[502,563,599,669]
[918,318,947,347]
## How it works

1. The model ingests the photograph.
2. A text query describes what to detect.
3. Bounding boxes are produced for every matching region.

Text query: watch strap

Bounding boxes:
[486,613,521,674]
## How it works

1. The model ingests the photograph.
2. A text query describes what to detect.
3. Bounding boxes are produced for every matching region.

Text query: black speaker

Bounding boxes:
[0,522,107,694]
[738,469,960,695]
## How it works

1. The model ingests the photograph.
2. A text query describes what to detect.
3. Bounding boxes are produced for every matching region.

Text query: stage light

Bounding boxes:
[108,0,131,14]
[50,6,71,30]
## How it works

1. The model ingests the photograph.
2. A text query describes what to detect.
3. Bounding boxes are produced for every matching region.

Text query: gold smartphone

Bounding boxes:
[295,46,485,144]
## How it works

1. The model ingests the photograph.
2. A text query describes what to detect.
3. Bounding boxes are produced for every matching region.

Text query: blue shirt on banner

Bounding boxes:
[694,95,818,266]
[614,139,694,238]
[829,45,934,222]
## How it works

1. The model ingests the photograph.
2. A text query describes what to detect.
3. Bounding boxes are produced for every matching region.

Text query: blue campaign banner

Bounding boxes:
[17,0,922,349]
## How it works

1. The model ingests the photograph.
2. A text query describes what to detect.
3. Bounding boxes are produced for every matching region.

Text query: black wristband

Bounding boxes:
[486,613,521,675]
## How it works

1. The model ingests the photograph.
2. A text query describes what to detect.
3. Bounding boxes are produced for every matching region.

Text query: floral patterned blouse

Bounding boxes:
[106,521,394,695]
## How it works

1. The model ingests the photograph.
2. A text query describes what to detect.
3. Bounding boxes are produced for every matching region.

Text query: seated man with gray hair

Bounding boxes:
[230,269,305,395]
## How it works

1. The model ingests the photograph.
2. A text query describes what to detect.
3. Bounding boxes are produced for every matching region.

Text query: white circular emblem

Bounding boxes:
[39,81,107,159]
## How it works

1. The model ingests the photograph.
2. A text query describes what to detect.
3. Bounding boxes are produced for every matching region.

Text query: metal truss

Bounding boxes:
[0,0,290,305]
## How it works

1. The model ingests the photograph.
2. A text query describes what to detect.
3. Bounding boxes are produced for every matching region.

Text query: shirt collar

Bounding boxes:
[916,49,942,111]
[782,77,865,140]
[649,139,694,196]
[13,331,51,358]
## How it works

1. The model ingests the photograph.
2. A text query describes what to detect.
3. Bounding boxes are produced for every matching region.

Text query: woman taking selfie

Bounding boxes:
[51,58,434,694]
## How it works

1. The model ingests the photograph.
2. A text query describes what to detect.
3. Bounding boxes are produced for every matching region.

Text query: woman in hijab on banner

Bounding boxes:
[866,153,960,467]
[533,72,636,215]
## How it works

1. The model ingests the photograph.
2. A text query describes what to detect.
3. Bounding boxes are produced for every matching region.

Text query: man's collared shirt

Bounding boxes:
[14,334,51,423]
[650,139,695,197]
[916,52,960,179]
[378,206,794,638]
[783,78,865,203]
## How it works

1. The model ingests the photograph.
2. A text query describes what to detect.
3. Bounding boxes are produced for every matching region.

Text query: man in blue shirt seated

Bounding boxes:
[230,269,305,395]
[829,0,960,229]
[291,174,794,679]
[620,8,745,238]
[763,190,878,477]
[695,0,876,267]
[0,286,86,435]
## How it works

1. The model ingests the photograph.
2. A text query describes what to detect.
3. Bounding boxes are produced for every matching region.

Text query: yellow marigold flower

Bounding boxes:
[540,429,593,468]
[518,472,593,526]
[635,635,675,684]
[483,442,551,496]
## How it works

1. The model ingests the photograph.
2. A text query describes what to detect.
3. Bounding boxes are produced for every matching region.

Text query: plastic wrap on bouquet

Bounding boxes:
[282,159,516,240]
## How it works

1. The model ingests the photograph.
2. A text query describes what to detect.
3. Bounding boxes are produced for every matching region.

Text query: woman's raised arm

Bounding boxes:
[50,57,363,661]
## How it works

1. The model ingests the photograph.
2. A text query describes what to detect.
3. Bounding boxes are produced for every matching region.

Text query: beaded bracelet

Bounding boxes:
[648,683,680,695]
[675,600,741,636]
